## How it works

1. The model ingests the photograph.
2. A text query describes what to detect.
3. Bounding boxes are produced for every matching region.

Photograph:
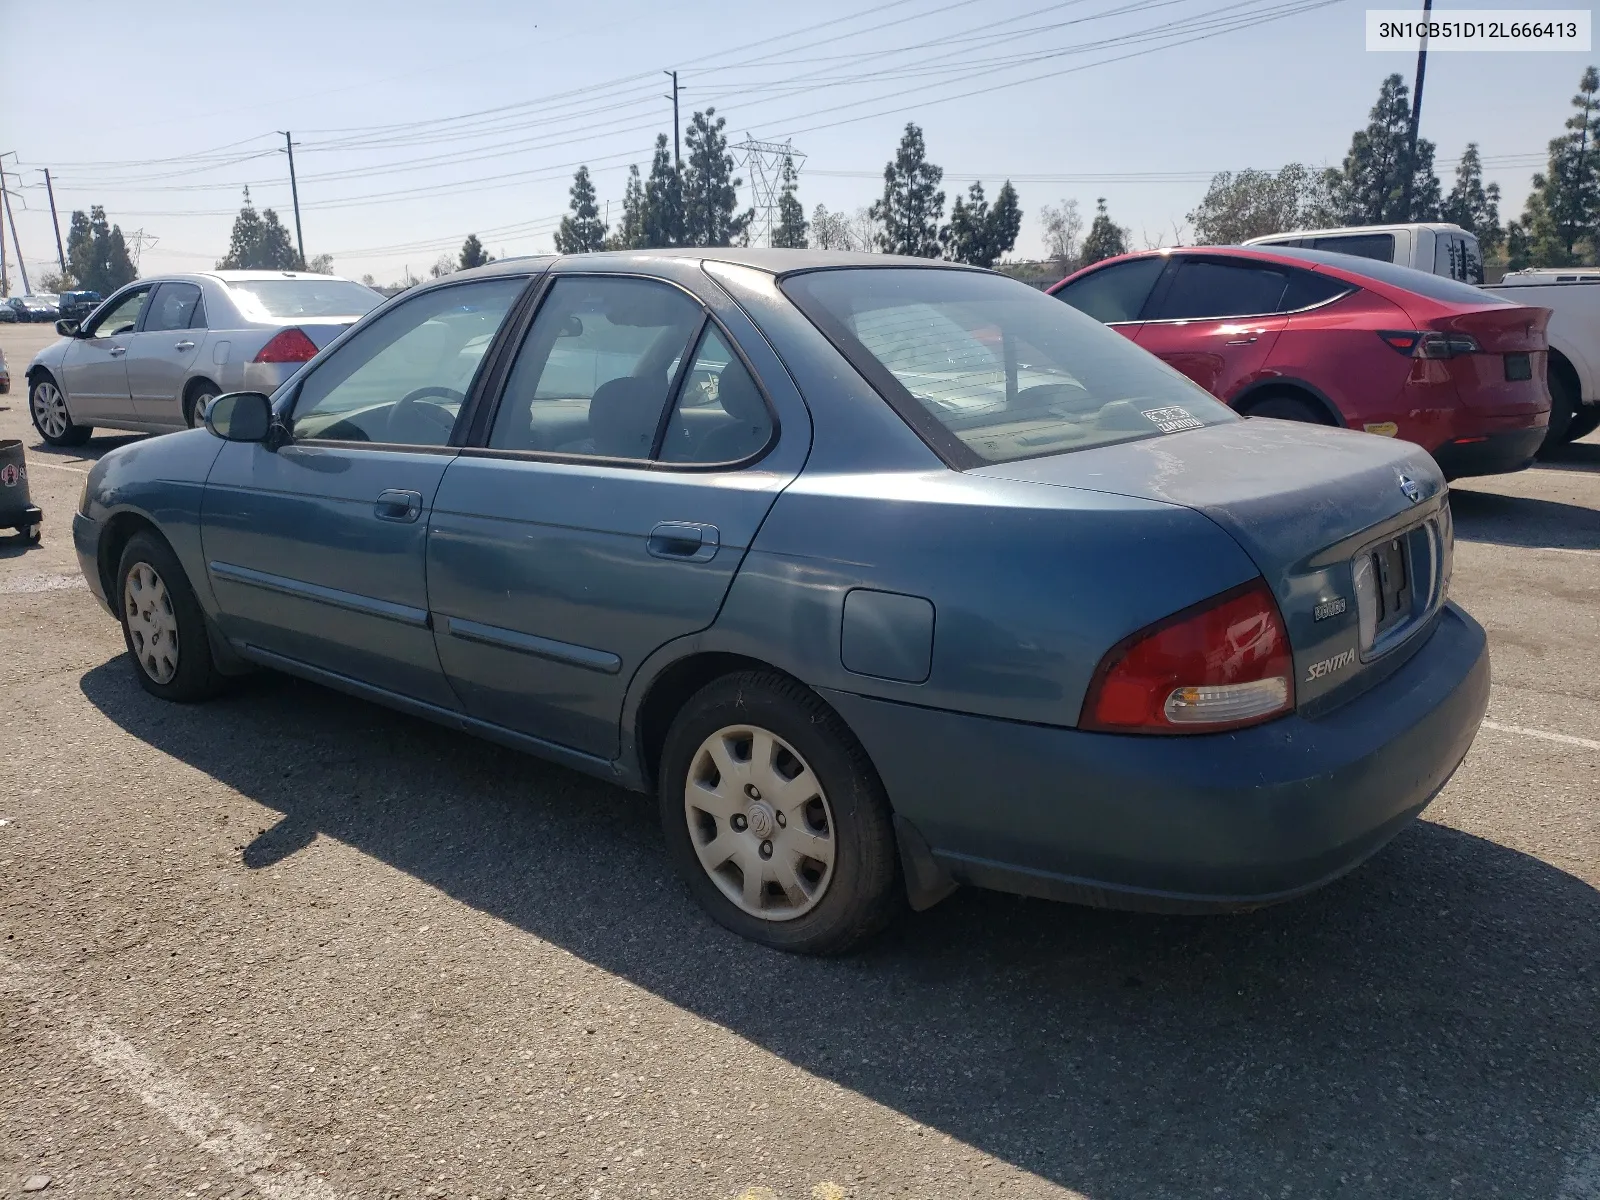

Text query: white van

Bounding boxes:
[1244,222,1484,283]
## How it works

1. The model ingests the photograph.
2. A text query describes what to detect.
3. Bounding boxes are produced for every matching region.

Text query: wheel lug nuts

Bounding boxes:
[745,784,761,800]
[776,812,786,827]
[731,814,747,832]
[759,840,773,859]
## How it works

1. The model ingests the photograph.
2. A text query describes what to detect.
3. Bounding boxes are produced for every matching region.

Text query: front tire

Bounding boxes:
[29,375,92,446]
[1567,405,1600,443]
[116,531,223,702]
[658,671,900,954]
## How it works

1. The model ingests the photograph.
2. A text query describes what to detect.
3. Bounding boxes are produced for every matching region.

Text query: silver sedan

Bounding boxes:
[24,270,383,444]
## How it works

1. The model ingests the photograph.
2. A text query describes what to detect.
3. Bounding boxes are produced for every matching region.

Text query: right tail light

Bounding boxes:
[1378,330,1481,358]
[1082,579,1295,734]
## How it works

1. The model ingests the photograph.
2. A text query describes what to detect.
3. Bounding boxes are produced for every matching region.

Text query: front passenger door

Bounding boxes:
[61,285,151,421]
[127,281,205,426]
[202,275,530,707]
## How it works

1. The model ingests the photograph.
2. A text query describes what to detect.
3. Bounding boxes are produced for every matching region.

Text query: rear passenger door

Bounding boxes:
[426,269,811,761]
[1133,258,1291,402]
[127,281,205,426]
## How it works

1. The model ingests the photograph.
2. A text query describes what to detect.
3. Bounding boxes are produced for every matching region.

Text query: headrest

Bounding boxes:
[716,366,765,425]
[588,376,662,457]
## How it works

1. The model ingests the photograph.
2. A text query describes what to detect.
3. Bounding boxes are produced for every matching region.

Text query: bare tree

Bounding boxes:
[428,254,455,279]
[846,206,883,253]
[1039,199,1083,273]
[811,204,852,250]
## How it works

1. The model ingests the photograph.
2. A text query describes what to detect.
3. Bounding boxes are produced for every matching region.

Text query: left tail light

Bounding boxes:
[253,327,319,364]
[1378,330,1481,358]
[1082,579,1295,734]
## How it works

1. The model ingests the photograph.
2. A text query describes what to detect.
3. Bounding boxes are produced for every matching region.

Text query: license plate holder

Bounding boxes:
[1369,537,1412,638]
[1505,353,1532,382]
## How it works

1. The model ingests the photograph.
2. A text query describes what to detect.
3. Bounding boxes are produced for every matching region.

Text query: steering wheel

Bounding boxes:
[389,386,464,440]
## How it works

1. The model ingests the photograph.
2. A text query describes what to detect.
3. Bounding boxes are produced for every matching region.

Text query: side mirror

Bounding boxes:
[204,392,274,442]
[55,319,80,337]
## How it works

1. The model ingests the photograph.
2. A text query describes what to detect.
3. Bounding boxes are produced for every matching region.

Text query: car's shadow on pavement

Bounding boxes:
[81,661,1600,1199]
[1449,486,1600,551]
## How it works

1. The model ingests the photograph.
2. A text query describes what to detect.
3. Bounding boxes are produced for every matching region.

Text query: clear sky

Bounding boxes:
[0,0,1590,287]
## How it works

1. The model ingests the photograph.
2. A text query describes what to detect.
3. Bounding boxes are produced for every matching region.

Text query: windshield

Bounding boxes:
[227,278,383,321]
[782,267,1236,467]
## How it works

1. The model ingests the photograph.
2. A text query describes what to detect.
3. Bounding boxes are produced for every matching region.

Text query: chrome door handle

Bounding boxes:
[647,521,720,562]
[108,346,126,356]
[174,340,195,350]
[1223,335,1258,346]
[374,489,423,523]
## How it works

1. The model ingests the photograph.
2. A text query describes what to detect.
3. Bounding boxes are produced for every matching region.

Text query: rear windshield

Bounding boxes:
[228,279,383,321]
[782,267,1236,467]
[1261,246,1512,305]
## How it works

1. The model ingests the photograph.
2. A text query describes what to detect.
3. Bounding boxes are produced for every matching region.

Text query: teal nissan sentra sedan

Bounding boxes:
[73,250,1489,954]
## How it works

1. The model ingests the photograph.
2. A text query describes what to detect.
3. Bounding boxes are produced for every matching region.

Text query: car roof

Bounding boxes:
[447,248,981,284]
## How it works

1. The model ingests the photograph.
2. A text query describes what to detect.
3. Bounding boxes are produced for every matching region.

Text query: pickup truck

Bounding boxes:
[1244,222,1599,448]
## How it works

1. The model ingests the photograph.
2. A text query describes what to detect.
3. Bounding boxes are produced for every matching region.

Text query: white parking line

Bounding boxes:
[1480,720,1600,752]
[0,953,349,1200]
[26,460,89,474]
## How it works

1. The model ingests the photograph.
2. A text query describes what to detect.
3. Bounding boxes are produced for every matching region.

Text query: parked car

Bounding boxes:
[73,250,1489,953]
[26,271,384,445]
[1050,246,1551,479]
[0,346,9,394]
[3,298,28,323]
[1246,222,1599,449]
[0,301,16,324]
[57,291,101,322]
[21,294,60,322]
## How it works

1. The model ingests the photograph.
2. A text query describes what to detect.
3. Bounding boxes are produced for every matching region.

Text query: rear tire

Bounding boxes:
[1567,405,1600,442]
[1542,370,1578,453]
[116,530,223,702]
[185,382,219,430]
[658,671,900,955]
[1240,392,1334,425]
[29,375,92,447]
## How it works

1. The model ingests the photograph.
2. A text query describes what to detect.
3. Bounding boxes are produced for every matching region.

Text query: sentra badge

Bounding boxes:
[1305,648,1357,682]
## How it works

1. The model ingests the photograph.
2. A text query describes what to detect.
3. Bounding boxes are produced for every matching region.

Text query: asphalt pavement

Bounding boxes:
[0,321,1595,1200]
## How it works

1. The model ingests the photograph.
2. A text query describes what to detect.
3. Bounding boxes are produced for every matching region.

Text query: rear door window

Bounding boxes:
[1280,271,1353,311]
[1149,260,1289,320]
[1052,257,1166,323]
[142,283,203,333]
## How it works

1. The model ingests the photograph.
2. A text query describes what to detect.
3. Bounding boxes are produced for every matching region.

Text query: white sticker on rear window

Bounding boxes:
[1140,406,1204,433]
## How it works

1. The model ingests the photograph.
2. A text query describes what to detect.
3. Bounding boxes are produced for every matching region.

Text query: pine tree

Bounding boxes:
[607,165,647,250]
[682,109,750,247]
[987,180,1022,264]
[771,154,808,248]
[870,124,945,257]
[1513,67,1600,266]
[458,234,492,270]
[555,166,609,254]
[1080,198,1129,265]
[217,188,302,270]
[942,181,1022,267]
[1441,144,1504,254]
[1325,74,1441,224]
[65,206,137,293]
[642,135,684,249]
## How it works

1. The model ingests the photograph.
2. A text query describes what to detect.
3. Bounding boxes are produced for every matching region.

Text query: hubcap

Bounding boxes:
[683,724,835,921]
[123,562,180,684]
[31,382,69,439]
[191,393,215,428]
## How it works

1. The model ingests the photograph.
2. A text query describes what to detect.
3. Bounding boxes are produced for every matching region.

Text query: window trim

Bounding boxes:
[1130,256,1358,324]
[1051,257,1171,328]
[140,281,204,336]
[84,283,154,338]
[283,273,540,454]
[466,271,781,474]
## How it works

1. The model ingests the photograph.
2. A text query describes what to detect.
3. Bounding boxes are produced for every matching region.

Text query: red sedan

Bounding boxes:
[1049,245,1551,478]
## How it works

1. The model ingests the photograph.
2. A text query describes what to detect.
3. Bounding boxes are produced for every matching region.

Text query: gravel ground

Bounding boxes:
[0,322,1595,1200]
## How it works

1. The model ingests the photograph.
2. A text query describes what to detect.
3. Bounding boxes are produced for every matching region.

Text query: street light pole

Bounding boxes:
[1401,0,1434,217]
[664,70,680,170]
[42,168,66,275]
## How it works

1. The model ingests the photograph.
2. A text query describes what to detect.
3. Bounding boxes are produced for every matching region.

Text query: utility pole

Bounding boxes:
[1401,0,1433,217]
[664,70,680,170]
[278,130,306,267]
[0,170,29,295]
[42,168,67,275]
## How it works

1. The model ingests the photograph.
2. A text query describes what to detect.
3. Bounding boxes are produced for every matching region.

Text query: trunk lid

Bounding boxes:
[298,321,356,350]
[1424,303,1551,417]
[970,419,1453,711]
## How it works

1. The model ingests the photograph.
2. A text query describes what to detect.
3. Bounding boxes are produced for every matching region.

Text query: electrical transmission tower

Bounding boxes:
[125,228,159,270]
[732,136,804,248]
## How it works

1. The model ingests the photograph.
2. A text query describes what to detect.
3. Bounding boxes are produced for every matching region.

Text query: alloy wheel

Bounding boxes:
[31,381,69,439]
[683,724,836,921]
[123,562,181,684]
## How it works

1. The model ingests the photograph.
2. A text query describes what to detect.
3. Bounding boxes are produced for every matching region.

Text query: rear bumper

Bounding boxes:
[823,602,1489,912]
[1431,424,1547,479]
